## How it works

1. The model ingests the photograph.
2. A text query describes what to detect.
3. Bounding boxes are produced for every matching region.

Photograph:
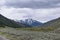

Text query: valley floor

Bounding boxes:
[0,27,60,40]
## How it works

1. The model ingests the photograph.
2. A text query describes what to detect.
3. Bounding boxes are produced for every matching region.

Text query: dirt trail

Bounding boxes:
[0,36,8,40]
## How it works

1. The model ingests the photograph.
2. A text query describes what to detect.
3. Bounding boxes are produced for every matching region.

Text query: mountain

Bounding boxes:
[0,14,26,28]
[17,19,42,27]
[40,17,60,28]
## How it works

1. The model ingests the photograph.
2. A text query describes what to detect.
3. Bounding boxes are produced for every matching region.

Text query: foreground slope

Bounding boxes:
[0,14,25,28]
[0,27,60,40]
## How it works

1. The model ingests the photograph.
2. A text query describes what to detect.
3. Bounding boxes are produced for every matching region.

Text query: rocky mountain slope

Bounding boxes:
[17,19,42,27]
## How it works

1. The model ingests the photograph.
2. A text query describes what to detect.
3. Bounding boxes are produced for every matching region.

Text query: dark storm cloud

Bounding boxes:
[5,0,60,8]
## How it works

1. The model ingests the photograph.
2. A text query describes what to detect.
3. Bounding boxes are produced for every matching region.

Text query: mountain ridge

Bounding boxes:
[0,14,26,28]
[16,18,43,27]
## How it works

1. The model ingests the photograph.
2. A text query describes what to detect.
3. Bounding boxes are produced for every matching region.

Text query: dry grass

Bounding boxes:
[0,27,60,40]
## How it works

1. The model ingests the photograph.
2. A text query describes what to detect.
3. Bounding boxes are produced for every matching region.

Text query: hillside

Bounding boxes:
[0,14,25,28]
[40,17,60,28]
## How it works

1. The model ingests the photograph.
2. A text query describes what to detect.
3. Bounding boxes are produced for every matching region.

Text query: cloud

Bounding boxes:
[4,0,60,8]
[0,7,60,23]
[0,0,60,23]
[0,0,5,6]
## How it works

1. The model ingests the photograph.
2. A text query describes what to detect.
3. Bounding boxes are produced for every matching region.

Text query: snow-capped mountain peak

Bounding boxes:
[17,18,42,27]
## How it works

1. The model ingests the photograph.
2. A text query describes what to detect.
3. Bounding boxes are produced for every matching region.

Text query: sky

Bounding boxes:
[0,0,60,23]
